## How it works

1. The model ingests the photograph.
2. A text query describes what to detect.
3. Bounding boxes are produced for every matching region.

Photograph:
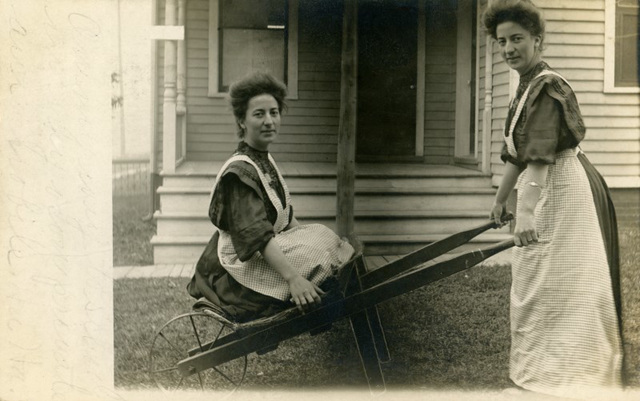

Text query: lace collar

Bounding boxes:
[516,61,549,94]
[236,141,269,161]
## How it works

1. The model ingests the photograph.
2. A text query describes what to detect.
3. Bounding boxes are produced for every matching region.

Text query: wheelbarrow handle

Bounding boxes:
[360,214,513,289]
[345,237,516,317]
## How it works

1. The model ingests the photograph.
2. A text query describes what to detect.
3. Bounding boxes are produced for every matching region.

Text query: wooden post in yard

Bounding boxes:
[337,7,387,391]
[336,0,358,239]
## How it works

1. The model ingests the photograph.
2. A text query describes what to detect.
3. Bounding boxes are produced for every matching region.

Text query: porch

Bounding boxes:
[149,0,508,265]
[151,161,511,264]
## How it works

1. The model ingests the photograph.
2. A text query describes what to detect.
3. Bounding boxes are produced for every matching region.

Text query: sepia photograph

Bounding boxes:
[2,0,639,400]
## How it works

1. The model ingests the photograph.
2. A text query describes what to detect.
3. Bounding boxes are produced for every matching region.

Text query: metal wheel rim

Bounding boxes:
[148,311,247,395]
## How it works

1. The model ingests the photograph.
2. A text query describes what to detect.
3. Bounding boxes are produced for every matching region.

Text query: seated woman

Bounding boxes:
[187,72,355,322]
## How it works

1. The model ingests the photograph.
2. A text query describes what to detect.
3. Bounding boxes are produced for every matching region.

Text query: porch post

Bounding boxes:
[176,0,187,164]
[147,0,160,220]
[481,2,494,175]
[336,0,358,239]
[162,0,178,173]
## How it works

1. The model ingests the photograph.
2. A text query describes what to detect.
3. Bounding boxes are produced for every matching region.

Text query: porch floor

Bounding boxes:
[168,160,488,178]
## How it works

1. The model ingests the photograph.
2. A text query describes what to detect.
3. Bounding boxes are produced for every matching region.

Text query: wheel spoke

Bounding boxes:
[214,323,227,346]
[189,315,204,351]
[213,366,238,386]
[197,371,204,390]
[150,366,179,374]
[158,331,185,361]
[204,323,227,352]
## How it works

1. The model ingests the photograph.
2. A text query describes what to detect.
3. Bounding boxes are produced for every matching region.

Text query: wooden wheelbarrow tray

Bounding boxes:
[149,217,514,392]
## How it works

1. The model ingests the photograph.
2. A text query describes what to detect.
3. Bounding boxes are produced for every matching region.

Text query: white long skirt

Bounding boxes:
[509,149,623,398]
[218,223,354,301]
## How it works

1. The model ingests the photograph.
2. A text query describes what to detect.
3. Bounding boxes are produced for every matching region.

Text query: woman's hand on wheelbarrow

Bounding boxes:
[288,275,325,312]
[513,211,538,247]
[490,201,510,227]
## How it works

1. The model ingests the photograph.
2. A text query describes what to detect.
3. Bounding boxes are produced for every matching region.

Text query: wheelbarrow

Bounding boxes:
[148,216,514,394]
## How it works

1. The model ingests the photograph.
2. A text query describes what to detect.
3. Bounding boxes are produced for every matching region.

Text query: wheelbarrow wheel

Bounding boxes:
[148,311,247,394]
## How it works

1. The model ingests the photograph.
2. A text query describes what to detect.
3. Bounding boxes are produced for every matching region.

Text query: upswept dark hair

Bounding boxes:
[483,0,546,50]
[228,72,288,138]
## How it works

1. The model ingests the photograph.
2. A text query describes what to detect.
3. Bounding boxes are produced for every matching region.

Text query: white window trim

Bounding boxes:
[454,0,474,158]
[473,0,481,160]
[208,0,298,98]
[604,0,639,93]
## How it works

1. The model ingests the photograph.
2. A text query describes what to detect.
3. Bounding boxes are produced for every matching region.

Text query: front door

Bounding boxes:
[357,0,418,161]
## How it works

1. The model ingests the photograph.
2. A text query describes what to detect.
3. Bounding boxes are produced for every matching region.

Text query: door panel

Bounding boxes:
[357,0,418,159]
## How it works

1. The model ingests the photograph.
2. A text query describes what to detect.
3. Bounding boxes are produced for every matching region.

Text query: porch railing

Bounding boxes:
[112,158,150,197]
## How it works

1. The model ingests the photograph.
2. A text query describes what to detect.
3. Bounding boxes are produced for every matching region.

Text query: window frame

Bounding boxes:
[604,0,639,93]
[208,0,298,98]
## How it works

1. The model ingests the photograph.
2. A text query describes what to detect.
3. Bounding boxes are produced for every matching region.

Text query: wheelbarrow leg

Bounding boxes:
[355,257,390,363]
[364,307,389,362]
[344,256,387,392]
[349,311,385,392]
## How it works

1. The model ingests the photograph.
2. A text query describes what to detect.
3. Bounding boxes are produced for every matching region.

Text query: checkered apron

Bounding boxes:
[212,155,354,301]
[505,71,623,396]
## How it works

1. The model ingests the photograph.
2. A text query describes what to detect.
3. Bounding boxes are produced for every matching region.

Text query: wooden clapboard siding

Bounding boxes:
[587,129,640,140]
[423,1,457,164]
[581,140,640,153]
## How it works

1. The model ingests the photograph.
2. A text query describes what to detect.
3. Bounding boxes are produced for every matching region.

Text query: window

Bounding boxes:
[209,0,298,97]
[220,0,286,90]
[605,0,639,92]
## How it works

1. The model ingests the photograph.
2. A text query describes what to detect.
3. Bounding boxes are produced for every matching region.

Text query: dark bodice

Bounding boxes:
[502,61,586,168]
[208,141,292,261]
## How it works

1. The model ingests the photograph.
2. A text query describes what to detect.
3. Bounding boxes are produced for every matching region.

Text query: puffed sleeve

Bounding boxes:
[500,142,526,169]
[218,173,275,261]
[518,90,560,165]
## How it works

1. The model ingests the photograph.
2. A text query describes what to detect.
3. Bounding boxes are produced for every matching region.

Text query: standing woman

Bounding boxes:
[187,72,354,322]
[483,0,623,397]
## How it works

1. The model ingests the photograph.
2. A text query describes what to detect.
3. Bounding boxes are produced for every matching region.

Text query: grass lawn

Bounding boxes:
[619,218,640,388]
